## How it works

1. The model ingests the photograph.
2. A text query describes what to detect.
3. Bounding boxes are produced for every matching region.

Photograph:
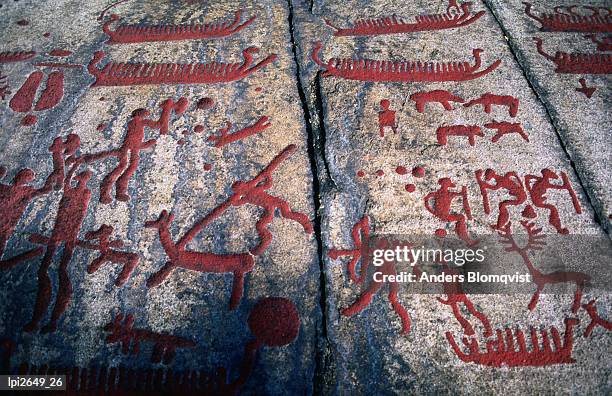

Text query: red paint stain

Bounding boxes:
[49,49,73,57]
[203,163,212,171]
[405,184,415,192]
[412,166,425,177]
[464,93,519,117]
[357,170,365,177]
[97,123,107,131]
[20,115,38,126]
[208,116,271,147]
[395,166,407,175]
[409,90,464,113]
[375,170,384,177]
[196,97,214,110]
[194,125,204,133]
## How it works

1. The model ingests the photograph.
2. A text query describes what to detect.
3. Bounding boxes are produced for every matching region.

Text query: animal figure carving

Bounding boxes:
[208,116,272,147]
[325,0,484,36]
[103,10,255,44]
[410,90,465,113]
[464,93,519,117]
[484,121,529,142]
[523,2,612,33]
[436,125,484,146]
[312,42,501,82]
[88,48,278,87]
[533,37,612,74]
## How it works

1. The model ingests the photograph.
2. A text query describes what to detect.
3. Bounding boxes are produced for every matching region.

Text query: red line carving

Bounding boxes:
[463,93,519,117]
[9,71,43,113]
[409,90,464,113]
[328,215,369,284]
[524,169,582,235]
[533,37,612,74]
[585,34,612,51]
[103,10,255,44]
[582,300,612,337]
[436,124,483,146]
[325,1,484,36]
[475,169,528,231]
[88,48,278,87]
[208,116,271,147]
[575,78,596,98]
[447,317,579,366]
[524,2,612,33]
[498,221,589,313]
[312,42,501,82]
[0,73,10,100]
[146,145,312,309]
[378,99,397,137]
[104,312,195,364]
[0,51,36,63]
[33,71,64,111]
[484,121,529,142]
[424,177,475,245]
[49,49,73,57]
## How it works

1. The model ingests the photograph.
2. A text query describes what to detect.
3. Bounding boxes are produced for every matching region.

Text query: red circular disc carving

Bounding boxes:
[248,297,300,347]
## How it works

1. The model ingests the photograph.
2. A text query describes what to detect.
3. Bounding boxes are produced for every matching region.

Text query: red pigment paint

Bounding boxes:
[9,71,43,112]
[446,318,579,366]
[412,166,425,177]
[576,78,596,98]
[248,297,300,347]
[464,93,519,117]
[312,42,501,82]
[20,115,38,126]
[409,90,464,113]
[524,3,612,33]
[435,229,447,237]
[196,97,214,110]
[485,121,529,143]
[177,138,185,145]
[328,215,370,283]
[203,163,212,171]
[194,125,204,133]
[97,123,107,131]
[395,166,407,175]
[49,49,73,57]
[475,169,528,230]
[375,170,384,177]
[424,178,475,245]
[325,0,484,36]
[378,99,397,137]
[208,116,271,147]
[103,10,255,44]
[534,37,612,74]
[522,205,537,218]
[88,48,278,87]
[43,32,51,37]
[586,34,612,51]
[524,169,582,235]
[499,221,588,313]
[404,184,415,193]
[582,300,612,337]
[105,312,195,364]
[0,51,36,63]
[436,125,483,146]
[255,87,263,92]
[34,71,64,111]
[356,170,365,177]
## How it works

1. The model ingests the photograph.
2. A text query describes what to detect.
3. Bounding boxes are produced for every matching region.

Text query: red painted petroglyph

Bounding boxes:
[208,116,272,147]
[499,221,589,313]
[524,169,582,235]
[424,177,476,245]
[203,163,212,171]
[325,0,484,37]
[103,10,255,44]
[49,49,73,57]
[78,99,187,204]
[104,312,195,364]
[0,73,10,100]
[88,48,278,87]
[524,2,612,33]
[378,99,397,137]
[585,34,612,51]
[464,93,519,117]
[47,134,81,191]
[97,0,129,21]
[357,170,365,177]
[436,125,484,146]
[312,42,501,82]
[405,184,416,192]
[409,90,464,113]
[412,166,425,177]
[576,78,596,98]
[395,166,407,175]
[196,97,214,110]
[533,37,612,74]
[475,169,528,231]
[146,145,311,309]
[447,317,579,366]
[34,71,64,111]
[20,115,38,126]
[582,300,612,337]
[0,51,35,63]
[9,71,43,113]
[328,215,369,284]
[484,121,529,143]
[375,170,384,177]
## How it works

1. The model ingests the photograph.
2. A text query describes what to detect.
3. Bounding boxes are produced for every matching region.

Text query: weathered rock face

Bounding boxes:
[0,0,610,394]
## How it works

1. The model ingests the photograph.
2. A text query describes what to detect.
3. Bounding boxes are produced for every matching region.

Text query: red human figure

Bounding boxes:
[95,98,188,203]
[83,225,139,287]
[104,312,195,364]
[327,215,370,283]
[575,78,596,98]
[436,125,484,146]
[582,300,612,337]
[0,168,50,265]
[485,121,529,143]
[475,169,528,230]
[409,90,465,113]
[524,169,582,235]
[424,178,476,245]
[498,221,590,313]
[45,134,81,191]
[463,93,520,117]
[378,99,397,137]
[24,168,93,333]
